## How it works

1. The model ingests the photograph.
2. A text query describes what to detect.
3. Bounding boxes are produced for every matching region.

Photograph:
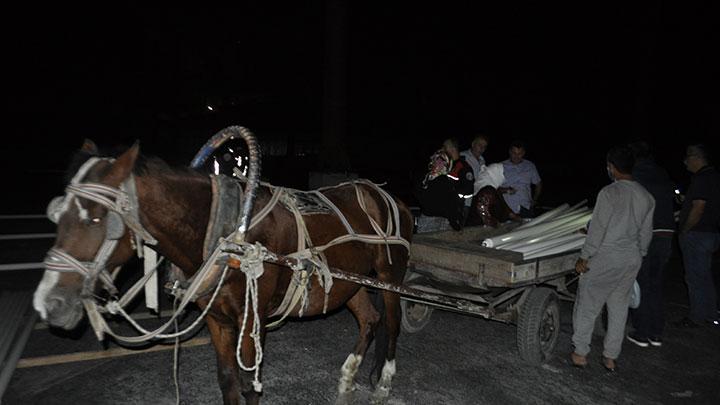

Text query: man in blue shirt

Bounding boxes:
[499,140,542,218]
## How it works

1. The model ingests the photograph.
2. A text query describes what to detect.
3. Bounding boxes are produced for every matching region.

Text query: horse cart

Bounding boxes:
[35,126,583,403]
[400,221,579,365]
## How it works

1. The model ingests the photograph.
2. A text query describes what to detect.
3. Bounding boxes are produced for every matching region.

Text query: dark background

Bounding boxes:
[3,2,719,214]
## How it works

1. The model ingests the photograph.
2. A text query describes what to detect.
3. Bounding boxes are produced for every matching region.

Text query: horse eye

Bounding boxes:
[91,217,102,224]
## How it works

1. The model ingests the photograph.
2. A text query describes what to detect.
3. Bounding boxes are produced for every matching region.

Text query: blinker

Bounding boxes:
[106,211,125,240]
[47,196,64,224]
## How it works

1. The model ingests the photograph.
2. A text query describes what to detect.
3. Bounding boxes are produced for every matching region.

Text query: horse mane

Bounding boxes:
[64,147,205,184]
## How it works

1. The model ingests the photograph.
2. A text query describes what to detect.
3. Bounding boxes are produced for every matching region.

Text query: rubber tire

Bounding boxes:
[517,287,560,365]
[400,299,434,333]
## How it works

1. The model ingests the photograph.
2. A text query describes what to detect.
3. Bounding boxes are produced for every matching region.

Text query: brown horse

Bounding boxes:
[33,140,413,404]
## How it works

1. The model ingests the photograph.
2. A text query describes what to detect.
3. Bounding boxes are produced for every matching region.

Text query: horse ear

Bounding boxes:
[105,141,140,185]
[81,139,99,155]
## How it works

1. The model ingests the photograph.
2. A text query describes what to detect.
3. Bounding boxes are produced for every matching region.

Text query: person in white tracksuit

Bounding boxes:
[571,145,655,371]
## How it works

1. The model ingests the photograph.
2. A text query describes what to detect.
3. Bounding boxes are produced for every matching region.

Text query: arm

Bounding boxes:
[580,190,612,261]
[532,181,543,207]
[680,200,706,234]
[577,191,611,274]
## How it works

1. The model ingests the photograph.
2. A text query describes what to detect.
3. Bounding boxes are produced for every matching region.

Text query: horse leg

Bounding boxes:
[370,289,402,405]
[336,288,380,404]
[237,314,265,405]
[207,316,244,405]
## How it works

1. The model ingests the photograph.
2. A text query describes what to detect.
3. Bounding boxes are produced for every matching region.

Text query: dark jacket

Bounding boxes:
[679,165,720,233]
[632,158,676,231]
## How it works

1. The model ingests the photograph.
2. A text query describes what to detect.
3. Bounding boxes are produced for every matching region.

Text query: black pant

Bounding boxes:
[630,234,673,338]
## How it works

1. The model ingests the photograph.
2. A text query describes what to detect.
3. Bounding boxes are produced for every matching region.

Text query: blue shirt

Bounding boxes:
[501,159,541,213]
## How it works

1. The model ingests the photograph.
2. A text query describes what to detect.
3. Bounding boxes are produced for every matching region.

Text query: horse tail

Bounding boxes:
[369,290,388,385]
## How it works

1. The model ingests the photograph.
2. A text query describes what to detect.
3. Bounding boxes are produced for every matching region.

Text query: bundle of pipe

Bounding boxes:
[495,210,590,249]
[497,217,589,250]
[482,210,591,248]
[514,199,587,231]
[514,203,569,230]
[523,236,586,260]
[480,201,592,259]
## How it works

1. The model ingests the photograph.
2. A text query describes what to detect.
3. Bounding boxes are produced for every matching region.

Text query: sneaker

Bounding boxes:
[648,336,663,347]
[626,333,650,348]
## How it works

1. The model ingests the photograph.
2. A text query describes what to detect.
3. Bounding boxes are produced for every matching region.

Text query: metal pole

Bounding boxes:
[0,263,45,272]
[0,233,55,241]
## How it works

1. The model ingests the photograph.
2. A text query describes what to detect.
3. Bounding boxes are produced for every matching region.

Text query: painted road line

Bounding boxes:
[16,336,211,368]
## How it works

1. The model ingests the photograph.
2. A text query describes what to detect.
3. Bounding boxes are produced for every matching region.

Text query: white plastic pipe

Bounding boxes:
[520,234,586,256]
[485,211,591,248]
[497,216,590,250]
[510,233,586,254]
[567,199,588,212]
[523,238,586,260]
[515,203,570,230]
[485,215,582,248]
[548,207,590,223]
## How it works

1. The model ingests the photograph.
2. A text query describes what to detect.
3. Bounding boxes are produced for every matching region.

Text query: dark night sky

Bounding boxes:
[4,3,720,213]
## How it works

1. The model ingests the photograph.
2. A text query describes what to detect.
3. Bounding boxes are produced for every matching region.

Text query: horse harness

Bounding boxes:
[172,174,411,324]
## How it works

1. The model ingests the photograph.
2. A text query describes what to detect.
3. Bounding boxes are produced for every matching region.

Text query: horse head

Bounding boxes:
[33,140,149,329]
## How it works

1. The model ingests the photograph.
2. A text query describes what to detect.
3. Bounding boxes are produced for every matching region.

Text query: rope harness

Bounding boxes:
[44,157,409,393]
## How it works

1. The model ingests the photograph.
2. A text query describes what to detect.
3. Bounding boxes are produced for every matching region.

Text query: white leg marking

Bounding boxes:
[338,353,363,394]
[33,271,59,320]
[371,359,396,404]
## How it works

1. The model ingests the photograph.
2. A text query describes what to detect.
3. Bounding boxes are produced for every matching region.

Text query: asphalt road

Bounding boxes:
[4,255,720,405]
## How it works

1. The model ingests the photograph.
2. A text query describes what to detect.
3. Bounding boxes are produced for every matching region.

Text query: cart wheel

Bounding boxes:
[400,299,433,333]
[517,287,560,365]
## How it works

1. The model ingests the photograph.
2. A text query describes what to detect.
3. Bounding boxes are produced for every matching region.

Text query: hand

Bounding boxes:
[575,258,589,274]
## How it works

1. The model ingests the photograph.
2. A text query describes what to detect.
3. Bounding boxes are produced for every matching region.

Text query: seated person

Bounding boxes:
[418,139,473,230]
[466,163,521,227]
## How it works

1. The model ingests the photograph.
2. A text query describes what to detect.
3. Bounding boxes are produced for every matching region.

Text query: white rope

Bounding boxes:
[105,259,232,342]
[172,297,181,405]
[234,243,266,392]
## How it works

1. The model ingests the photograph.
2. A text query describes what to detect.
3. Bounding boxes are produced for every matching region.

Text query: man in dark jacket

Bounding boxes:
[676,144,720,328]
[626,141,677,347]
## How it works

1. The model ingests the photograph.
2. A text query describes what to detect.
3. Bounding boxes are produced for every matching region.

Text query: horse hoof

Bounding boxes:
[370,386,390,405]
[334,391,354,405]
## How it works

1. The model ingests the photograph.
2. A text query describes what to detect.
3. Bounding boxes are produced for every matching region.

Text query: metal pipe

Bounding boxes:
[0,233,56,241]
[0,214,47,220]
[0,295,36,398]
[0,263,45,272]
